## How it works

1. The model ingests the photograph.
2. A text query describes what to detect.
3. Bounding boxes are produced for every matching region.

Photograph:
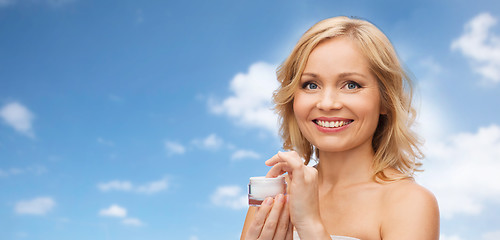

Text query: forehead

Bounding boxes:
[303,37,372,76]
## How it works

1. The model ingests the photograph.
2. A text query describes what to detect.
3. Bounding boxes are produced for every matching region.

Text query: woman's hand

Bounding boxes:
[265,151,326,236]
[244,194,293,240]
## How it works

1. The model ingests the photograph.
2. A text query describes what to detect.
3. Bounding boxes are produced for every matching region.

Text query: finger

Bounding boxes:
[265,152,302,178]
[259,194,286,239]
[272,195,290,240]
[265,151,294,166]
[264,153,281,166]
[266,162,291,178]
[266,151,303,168]
[245,197,274,240]
[284,221,293,240]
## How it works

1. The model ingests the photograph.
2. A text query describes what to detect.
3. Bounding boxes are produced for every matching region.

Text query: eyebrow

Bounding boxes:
[338,72,367,78]
[301,72,367,78]
[301,72,317,78]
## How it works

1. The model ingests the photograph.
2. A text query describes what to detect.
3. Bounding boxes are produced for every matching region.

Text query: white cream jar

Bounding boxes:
[248,176,287,206]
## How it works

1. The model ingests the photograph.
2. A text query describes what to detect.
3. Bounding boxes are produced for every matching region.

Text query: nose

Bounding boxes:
[316,89,342,111]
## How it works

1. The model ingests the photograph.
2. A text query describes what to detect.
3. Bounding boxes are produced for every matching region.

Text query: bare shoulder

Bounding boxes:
[383,179,438,208]
[380,179,440,240]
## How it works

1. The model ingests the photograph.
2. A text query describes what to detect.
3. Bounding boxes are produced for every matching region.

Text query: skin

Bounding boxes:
[241,37,439,240]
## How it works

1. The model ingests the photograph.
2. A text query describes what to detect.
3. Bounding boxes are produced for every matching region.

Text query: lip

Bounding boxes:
[314,117,352,121]
[312,117,353,133]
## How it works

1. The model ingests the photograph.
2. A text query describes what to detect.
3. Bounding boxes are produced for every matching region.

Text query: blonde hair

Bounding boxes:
[273,16,423,182]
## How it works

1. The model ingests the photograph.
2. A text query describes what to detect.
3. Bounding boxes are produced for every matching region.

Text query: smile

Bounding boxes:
[313,119,353,128]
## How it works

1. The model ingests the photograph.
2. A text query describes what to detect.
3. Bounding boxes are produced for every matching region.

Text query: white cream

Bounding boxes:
[248,176,286,206]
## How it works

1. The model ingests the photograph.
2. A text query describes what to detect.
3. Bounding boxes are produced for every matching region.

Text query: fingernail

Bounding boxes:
[276,194,284,202]
[264,197,273,206]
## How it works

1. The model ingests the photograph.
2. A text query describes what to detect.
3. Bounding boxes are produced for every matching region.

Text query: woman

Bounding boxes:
[241,16,440,240]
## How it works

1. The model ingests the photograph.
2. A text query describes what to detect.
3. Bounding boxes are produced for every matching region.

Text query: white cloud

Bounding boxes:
[99,204,145,227]
[418,124,500,218]
[97,137,114,146]
[0,102,35,138]
[209,62,279,135]
[15,232,28,238]
[136,9,144,24]
[15,197,55,215]
[414,90,452,143]
[122,217,144,227]
[440,234,463,240]
[451,12,500,83]
[0,168,16,177]
[135,178,168,194]
[189,236,199,240]
[231,149,260,161]
[97,180,133,192]
[441,231,500,240]
[165,141,186,155]
[211,185,247,210]
[0,0,75,7]
[97,177,168,194]
[418,57,443,76]
[0,0,14,7]
[0,165,47,177]
[0,167,23,177]
[482,230,500,240]
[99,204,127,218]
[108,94,124,102]
[191,133,224,150]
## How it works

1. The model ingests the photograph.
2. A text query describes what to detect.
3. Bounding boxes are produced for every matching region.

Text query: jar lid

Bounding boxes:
[249,175,285,183]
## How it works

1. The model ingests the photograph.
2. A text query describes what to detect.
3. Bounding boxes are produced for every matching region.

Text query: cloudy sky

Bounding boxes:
[1,0,499,239]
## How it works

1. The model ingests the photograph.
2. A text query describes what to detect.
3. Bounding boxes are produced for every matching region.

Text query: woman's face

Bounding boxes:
[293,37,384,154]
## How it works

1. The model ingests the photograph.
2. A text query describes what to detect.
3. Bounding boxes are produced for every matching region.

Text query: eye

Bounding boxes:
[344,81,361,90]
[302,82,319,90]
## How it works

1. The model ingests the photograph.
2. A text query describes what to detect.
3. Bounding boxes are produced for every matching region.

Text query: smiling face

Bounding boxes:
[293,37,384,154]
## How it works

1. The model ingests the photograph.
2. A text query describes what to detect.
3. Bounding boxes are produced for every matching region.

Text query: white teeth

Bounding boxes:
[316,120,351,128]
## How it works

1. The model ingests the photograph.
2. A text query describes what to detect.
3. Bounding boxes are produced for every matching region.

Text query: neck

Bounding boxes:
[316,141,375,190]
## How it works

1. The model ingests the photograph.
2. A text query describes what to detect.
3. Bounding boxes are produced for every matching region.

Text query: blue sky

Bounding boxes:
[1,0,500,239]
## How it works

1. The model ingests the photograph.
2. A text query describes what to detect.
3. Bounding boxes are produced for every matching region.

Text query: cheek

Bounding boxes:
[292,94,308,120]
[364,101,382,129]
[349,92,382,119]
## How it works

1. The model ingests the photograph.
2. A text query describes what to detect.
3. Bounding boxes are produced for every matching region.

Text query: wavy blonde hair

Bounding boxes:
[273,16,423,182]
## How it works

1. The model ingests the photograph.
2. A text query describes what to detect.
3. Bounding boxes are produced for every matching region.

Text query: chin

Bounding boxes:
[314,144,351,153]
